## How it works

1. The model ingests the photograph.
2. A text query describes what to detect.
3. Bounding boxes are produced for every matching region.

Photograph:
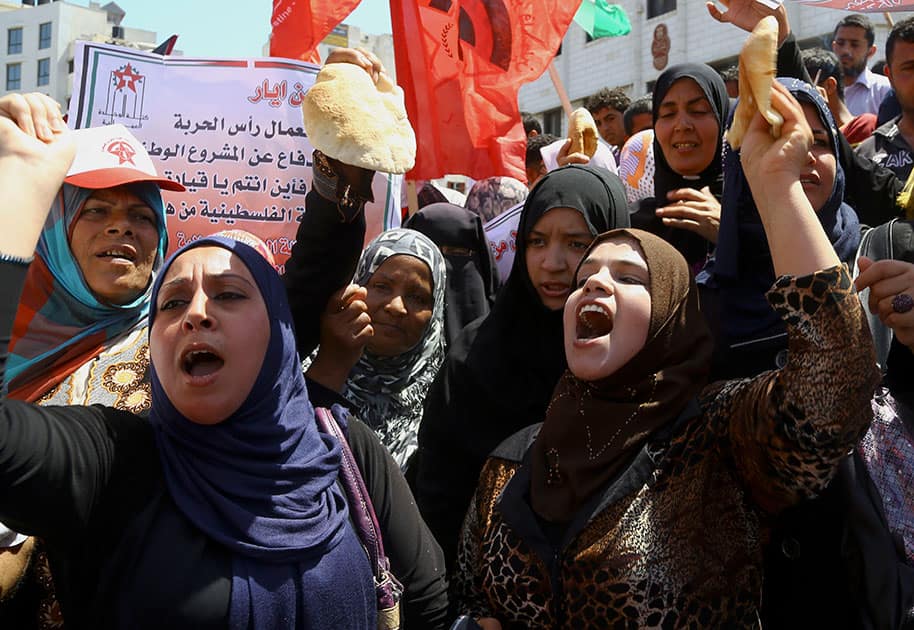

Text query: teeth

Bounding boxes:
[580,304,606,316]
[577,302,614,339]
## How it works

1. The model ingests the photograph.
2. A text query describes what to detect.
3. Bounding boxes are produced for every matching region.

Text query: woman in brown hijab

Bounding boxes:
[451,83,880,628]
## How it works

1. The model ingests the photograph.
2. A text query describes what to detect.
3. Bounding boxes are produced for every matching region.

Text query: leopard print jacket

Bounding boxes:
[453,265,880,628]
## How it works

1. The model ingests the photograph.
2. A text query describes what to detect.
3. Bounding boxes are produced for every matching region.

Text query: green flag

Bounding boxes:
[573,0,631,39]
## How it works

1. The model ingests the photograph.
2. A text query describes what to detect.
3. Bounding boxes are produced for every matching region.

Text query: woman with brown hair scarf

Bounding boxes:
[452,82,880,628]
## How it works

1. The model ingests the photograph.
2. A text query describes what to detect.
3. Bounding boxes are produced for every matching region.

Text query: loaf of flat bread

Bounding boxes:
[301,63,416,174]
[568,108,599,158]
[725,15,783,150]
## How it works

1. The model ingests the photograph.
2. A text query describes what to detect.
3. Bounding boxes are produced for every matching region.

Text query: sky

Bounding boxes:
[100,0,393,58]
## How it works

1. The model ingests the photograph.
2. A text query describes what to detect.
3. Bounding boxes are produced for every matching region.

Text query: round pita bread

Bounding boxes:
[302,63,416,174]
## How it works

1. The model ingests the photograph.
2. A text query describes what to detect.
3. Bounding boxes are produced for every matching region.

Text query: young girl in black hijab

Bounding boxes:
[414,165,629,569]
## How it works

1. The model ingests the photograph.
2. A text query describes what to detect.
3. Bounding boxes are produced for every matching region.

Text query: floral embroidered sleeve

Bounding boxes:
[705,264,881,514]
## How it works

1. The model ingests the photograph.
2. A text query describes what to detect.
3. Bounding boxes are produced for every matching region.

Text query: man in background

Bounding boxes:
[832,14,892,116]
[857,17,914,182]
[521,112,541,138]
[803,48,876,146]
[623,95,653,140]
[584,87,630,164]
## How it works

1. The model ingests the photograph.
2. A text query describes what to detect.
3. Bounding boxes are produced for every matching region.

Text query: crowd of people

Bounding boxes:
[0,1,913,628]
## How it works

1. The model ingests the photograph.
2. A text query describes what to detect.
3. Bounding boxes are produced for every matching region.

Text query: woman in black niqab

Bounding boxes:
[404,202,499,347]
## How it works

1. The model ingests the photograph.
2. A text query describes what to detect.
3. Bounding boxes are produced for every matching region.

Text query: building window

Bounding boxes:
[39,22,51,49]
[6,63,21,91]
[37,58,50,86]
[543,107,563,136]
[647,0,676,19]
[7,27,22,55]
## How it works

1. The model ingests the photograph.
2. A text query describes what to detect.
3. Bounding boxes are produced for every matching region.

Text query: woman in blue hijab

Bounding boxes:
[709,77,861,378]
[0,233,376,629]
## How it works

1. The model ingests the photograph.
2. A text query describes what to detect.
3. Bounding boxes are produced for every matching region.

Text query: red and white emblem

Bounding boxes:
[104,138,137,165]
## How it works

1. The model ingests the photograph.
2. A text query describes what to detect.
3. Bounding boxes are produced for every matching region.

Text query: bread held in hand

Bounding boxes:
[725,15,783,150]
[567,108,599,158]
[302,63,416,174]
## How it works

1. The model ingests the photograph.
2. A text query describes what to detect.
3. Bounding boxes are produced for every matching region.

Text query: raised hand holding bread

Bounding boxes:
[726,15,782,149]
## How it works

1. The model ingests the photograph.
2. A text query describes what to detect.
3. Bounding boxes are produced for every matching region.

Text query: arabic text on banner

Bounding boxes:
[68,41,402,271]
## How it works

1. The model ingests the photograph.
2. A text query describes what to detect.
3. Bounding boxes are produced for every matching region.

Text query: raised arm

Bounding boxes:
[713,82,880,512]
[0,94,154,540]
[282,48,384,357]
[740,81,840,276]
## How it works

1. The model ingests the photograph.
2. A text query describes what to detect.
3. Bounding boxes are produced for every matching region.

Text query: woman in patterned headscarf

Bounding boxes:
[307,228,447,470]
[464,176,529,223]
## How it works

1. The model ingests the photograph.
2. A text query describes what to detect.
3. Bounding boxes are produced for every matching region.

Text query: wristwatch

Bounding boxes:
[311,150,375,223]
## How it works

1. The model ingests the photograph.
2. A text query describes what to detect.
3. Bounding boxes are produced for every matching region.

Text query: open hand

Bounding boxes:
[657,186,721,243]
[706,0,789,45]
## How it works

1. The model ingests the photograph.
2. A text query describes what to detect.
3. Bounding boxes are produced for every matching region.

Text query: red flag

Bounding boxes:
[270,0,362,64]
[391,0,578,181]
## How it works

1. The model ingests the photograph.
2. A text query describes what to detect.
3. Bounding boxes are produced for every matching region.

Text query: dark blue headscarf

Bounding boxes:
[714,77,861,342]
[147,235,374,629]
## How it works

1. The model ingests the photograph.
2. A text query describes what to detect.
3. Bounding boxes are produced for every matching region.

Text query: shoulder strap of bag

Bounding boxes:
[855,219,898,371]
[314,406,387,574]
[314,406,403,630]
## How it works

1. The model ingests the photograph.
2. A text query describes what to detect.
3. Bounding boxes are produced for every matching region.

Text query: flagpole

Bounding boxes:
[885,12,895,27]
[547,61,574,118]
[406,180,419,217]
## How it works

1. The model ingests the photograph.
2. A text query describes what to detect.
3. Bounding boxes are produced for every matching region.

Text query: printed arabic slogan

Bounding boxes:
[68,41,402,271]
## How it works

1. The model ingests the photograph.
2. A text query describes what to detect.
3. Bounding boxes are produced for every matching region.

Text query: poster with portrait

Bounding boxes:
[68,41,402,271]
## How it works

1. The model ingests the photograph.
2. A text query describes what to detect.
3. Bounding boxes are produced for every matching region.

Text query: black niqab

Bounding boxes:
[404,203,500,346]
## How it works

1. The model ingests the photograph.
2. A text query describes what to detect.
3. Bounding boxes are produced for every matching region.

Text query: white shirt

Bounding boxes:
[845,66,892,117]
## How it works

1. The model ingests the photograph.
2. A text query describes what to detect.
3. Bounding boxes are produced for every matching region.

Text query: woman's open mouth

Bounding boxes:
[540,282,569,298]
[576,302,613,341]
[96,246,137,264]
[181,346,225,384]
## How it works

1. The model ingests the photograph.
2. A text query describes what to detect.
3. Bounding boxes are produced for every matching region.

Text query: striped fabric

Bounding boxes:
[6,182,167,401]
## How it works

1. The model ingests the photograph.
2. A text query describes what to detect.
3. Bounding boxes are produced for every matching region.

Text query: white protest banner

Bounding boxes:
[483,201,523,283]
[68,41,401,272]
